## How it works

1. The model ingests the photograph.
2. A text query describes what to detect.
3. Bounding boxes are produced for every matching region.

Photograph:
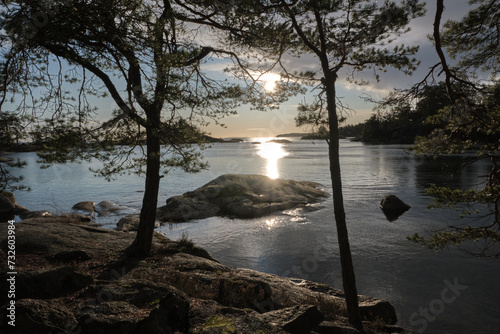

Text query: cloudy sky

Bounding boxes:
[202,0,472,138]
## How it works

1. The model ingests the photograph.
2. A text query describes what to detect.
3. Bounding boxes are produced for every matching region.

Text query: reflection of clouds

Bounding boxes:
[256,142,289,179]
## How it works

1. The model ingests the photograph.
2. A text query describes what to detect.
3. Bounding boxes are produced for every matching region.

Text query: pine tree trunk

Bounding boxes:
[325,74,364,331]
[130,110,161,256]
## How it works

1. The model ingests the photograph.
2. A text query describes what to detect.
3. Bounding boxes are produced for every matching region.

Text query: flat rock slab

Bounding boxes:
[158,174,328,222]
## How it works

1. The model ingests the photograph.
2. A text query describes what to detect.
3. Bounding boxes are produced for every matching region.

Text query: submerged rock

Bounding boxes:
[158,174,327,222]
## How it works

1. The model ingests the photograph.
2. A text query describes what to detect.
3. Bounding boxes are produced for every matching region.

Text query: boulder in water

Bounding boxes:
[380,195,411,221]
[71,201,95,216]
[116,214,160,232]
[95,201,124,216]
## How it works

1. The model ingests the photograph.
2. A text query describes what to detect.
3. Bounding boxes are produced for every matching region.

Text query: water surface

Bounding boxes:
[7,139,500,333]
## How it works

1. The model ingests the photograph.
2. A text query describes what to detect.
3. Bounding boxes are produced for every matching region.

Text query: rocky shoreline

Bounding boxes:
[0,216,414,333]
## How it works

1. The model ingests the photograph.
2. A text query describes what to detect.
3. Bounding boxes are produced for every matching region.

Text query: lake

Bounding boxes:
[6,139,500,333]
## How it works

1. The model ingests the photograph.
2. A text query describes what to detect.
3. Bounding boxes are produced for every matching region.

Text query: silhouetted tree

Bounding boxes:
[221,0,425,330]
[1,0,250,255]
[405,0,500,258]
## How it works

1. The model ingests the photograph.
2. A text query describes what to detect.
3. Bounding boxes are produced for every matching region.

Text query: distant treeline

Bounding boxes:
[339,83,451,144]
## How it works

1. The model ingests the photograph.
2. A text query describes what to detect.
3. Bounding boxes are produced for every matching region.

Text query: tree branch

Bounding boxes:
[44,44,147,128]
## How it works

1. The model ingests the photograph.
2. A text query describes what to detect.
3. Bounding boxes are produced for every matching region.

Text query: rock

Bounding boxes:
[0,217,135,256]
[359,297,397,324]
[135,289,190,334]
[0,298,77,334]
[60,213,93,222]
[0,191,16,214]
[48,250,92,263]
[380,195,411,221]
[77,281,190,334]
[316,321,360,334]
[259,305,325,334]
[72,201,95,216]
[19,210,51,220]
[95,201,124,216]
[117,214,140,231]
[15,266,94,299]
[88,279,190,308]
[159,174,327,222]
[189,299,287,334]
[78,301,143,334]
[12,204,30,215]
[116,214,160,232]
[0,213,14,222]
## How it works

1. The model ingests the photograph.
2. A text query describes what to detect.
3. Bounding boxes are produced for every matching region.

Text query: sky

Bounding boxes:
[199,0,472,138]
[3,0,472,139]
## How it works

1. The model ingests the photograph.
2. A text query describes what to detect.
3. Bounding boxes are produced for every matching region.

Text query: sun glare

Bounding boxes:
[260,73,281,92]
[264,80,277,92]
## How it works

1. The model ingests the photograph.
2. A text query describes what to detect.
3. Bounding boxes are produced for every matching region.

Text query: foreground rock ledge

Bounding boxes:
[0,217,413,333]
[158,174,328,222]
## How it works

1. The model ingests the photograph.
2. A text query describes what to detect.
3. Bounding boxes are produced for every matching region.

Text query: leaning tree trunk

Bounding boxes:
[325,73,364,331]
[130,109,162,256]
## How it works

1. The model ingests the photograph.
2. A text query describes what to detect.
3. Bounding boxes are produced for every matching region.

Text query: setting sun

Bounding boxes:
[260,73,281,92]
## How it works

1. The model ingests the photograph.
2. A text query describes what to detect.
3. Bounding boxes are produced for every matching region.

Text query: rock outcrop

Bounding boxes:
[0,217,411,333]
[158,174,328,222]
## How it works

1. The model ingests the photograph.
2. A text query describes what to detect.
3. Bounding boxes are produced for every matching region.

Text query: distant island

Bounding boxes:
[276,133,307,137]
[266,139,291,144]
[276,132,339,140]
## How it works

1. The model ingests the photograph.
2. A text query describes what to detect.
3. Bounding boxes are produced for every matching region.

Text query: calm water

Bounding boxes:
[6,139,500,333]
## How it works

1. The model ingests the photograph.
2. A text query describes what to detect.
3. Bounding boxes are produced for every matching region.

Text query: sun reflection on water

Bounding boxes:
[256,141,289,179]
[265,219,277,229]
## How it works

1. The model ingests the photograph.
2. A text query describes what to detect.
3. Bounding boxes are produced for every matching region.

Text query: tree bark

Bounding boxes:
[324,73,364,331]
[130,109,162,256]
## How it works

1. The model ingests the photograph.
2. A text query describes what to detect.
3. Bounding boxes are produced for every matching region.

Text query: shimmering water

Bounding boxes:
[6,139,500,333]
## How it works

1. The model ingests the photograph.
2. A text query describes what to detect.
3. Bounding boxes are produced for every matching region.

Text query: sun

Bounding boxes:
[260,73,281,92]
[264,80,277,92]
